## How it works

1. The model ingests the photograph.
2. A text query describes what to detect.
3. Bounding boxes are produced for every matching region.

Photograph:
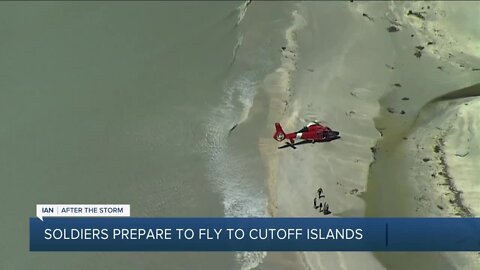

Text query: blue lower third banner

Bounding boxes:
[30,218,480,251]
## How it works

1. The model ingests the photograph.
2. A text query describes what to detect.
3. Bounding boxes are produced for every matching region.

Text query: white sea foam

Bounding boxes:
[204,73,265,214]
[203,4,306,270]
[232,33,244,63]
[236,0,251,26]
[236,76,257,124]
[203,73,266,269]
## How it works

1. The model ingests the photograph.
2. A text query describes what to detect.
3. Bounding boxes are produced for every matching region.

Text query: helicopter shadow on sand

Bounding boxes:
[277,136,341,150]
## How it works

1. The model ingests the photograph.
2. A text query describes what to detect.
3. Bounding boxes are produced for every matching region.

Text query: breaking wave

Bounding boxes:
[203,3,304,269]
[204,73,265,216]
[203,73,267,269]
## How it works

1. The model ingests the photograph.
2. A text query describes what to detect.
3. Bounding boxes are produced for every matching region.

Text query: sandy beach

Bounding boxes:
[2,1,479,269]
[258,1,480,269]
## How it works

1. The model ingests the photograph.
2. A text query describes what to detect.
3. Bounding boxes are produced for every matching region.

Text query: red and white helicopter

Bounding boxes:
[273,121,340,149]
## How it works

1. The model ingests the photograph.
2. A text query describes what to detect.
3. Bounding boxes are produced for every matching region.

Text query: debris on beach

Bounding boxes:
[415,45,425,51]
[414,50,422,58]
[362,13,374,21]
[345,110,356,117]
[378,128,385,136]
[385,107,407,115]
[407,10,426,20]
[229,124,238,133]
[387,25,400,32]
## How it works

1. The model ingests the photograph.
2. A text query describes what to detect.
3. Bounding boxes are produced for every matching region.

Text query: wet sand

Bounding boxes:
[260,2,389,269]
[260,1,480,269]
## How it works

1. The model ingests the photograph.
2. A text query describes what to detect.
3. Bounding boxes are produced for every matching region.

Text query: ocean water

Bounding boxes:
[0,1,293,269]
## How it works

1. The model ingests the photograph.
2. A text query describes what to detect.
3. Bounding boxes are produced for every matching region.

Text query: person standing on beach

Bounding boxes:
[323,203,331,215]
[317,188,325,198]
[313,197,319,209]
[313,187,331,215]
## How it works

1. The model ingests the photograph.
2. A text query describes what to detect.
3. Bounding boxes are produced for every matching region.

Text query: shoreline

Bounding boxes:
[437,136,473,217]
[259,6,306,218]
[263,1,480,269]
[261,2,388,269]
[366,93,480,269]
